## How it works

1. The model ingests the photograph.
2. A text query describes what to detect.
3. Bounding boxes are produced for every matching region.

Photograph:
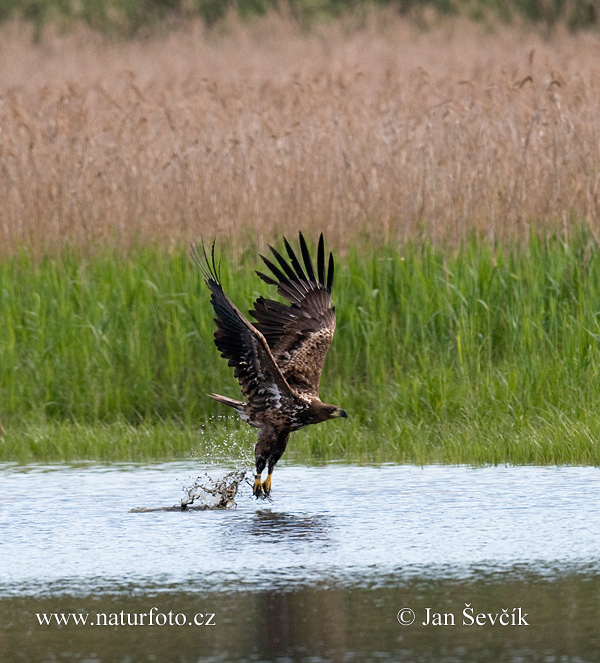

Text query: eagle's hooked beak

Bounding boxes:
[338,408,348,419]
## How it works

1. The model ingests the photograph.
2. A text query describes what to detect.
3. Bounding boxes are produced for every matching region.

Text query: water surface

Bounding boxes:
[1,463,599,662]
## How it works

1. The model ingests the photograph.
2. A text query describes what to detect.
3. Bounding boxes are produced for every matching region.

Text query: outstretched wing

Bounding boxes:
[249,232,336,397]
[191,242,296,411]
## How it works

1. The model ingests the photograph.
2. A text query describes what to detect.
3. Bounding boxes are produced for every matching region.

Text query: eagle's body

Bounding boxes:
[193,233,346,497]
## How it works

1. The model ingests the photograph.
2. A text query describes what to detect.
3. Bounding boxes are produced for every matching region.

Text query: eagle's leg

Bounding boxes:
[253,455,267,498]
[253,474,264,497]
[261,471,273,496]
[253,430,289,497]
[262,434,289,496]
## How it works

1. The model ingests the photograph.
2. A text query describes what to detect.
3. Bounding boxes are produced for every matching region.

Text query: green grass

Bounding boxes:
[3,231,600,464]
[0,0,596,36]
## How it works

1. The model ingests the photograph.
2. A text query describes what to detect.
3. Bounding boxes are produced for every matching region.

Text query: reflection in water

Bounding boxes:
[3,574,600,662]
[2,462,600,661]
[246,509,332,541]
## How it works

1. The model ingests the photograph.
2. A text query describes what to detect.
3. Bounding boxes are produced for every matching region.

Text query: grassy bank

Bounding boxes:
[3,234,600,464]
[0,0,597,37]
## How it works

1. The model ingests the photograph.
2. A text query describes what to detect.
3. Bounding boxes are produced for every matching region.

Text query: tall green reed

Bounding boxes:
[3,232,600,462]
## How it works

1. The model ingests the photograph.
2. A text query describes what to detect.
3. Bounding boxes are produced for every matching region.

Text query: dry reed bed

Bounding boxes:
[1,14,600,254]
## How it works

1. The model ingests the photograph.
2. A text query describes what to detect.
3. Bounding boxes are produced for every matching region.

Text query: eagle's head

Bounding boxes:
[315,403,348,423]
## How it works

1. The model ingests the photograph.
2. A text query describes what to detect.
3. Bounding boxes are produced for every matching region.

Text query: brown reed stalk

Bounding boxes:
[1,13,600,255]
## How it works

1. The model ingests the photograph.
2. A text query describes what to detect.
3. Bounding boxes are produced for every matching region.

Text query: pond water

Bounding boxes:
[1,462,600,662]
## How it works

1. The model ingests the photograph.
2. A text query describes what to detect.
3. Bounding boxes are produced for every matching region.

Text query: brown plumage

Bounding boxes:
[192,233,347,497]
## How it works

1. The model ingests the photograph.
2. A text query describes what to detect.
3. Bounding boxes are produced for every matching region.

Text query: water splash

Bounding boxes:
[189,416,255,466]
[180,469,249,510]
[131,469,250,512]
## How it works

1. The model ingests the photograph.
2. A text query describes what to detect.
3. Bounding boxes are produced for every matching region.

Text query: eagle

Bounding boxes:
[192,233,347,497]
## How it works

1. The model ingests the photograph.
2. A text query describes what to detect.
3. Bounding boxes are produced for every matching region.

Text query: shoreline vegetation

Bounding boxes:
[2,12,600,464]
[3,235,600,465]
[0,0,598,37]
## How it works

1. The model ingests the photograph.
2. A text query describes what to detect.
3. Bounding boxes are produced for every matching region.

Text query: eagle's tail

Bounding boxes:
[208,393,249,420]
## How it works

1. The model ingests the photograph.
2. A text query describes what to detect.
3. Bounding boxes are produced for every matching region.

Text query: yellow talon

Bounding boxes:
[262,474,272,495]
[253,474,263,497]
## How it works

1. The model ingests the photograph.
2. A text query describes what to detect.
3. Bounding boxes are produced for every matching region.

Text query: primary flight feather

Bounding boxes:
[192,233,346,497]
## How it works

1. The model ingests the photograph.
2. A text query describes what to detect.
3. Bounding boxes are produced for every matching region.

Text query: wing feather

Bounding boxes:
[317,235,325,284]
[269,246,297,282]
[249,232,336,397]
[191,242,296,410]
[326,251,334,292]
[284,236,307,287]
[258,256,305,303]
[299,232,316,283]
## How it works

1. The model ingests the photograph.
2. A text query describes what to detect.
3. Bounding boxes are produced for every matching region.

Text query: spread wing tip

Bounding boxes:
[191,239,221,286]
[259,233,334,294]
[193,235,334,299]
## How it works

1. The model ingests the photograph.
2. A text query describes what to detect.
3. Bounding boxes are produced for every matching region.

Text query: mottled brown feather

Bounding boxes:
[250,233,336,397]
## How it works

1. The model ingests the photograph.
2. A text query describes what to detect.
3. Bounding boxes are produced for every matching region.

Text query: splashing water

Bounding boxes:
[189,416,255,466]
[180,469,250,510]
[130,469,250,512]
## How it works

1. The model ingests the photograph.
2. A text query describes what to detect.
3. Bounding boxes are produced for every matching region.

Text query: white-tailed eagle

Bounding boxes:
[192,233,346,497]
